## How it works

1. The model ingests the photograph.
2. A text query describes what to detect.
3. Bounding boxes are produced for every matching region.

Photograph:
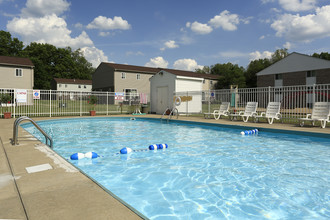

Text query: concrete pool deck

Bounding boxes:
[1,115,329,219]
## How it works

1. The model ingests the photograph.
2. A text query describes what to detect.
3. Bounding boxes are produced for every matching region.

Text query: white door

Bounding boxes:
[157,86,168,114]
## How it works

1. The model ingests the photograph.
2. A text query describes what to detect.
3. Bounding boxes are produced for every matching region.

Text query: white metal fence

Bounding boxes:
[0,88,149,118]
[174,84,330,123]
[1,84,330,124]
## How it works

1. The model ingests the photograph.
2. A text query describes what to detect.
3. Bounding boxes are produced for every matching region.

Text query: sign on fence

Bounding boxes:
[16,89,27,103]
[33,90,40,99]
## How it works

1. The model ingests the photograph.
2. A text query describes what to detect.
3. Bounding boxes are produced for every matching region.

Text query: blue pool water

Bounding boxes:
[22,118,330,219]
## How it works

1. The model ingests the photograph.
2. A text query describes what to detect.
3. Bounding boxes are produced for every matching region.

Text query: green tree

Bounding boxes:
[244,58,271,88]
[271,48,289,63]
[22,43,95,89]
[312,52,330,60]
[195,66,210,74]
[0,30,24,56]
[211,63,246,89]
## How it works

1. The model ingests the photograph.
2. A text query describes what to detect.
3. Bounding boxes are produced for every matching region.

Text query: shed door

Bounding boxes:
[157,86,168,114]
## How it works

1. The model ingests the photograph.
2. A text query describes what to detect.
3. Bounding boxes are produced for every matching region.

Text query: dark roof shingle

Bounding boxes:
[0,56,34,67]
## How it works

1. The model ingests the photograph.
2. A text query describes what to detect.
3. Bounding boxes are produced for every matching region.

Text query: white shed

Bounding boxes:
[150,69,204,114]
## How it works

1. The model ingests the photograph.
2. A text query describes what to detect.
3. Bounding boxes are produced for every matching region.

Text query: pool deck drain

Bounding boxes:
[0,115,329,219]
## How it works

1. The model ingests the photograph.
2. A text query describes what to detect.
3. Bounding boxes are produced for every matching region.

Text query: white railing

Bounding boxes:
[0,88,149,118]
[174,84,330,123]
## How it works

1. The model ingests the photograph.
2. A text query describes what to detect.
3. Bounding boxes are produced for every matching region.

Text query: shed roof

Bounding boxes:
[0,56,34,67]
[53,78,92,85]
[257,52,330,76]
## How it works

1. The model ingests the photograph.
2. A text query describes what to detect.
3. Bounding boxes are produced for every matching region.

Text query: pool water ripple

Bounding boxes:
[21,118,330,219]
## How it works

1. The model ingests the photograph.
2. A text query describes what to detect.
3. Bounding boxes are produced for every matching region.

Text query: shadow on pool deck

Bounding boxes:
[0,115,329,219]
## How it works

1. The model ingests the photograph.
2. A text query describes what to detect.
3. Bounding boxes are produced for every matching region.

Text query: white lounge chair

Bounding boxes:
[229,102,258,122]
[298,102,330,128]
[254,102,282,124]
[204,102,230,120]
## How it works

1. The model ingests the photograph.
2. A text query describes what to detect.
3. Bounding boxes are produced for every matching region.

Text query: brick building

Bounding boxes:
[257,52,330,87]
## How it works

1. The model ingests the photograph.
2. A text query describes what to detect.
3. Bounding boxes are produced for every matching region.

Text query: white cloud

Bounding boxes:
[283,41,292,49]
[271,5,330,42]
[7,14,93,49]
[187,10,248,34]
[249,51,273,60]
[87,16,131,30]
[81,47,108,67]
[173,59,203,71]
[209,10,240,31]
[160,40,179,51]
[261,0,275,3]
[126,51,144,56]
[279,0,317,12]
[259,35,265,40]
[220,51,247,58]
[21,0,70,17]
[186,21,213,35]
[145,57,168,68]
[99,31,110,37]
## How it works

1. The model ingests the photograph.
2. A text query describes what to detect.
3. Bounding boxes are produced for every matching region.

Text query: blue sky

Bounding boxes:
[1,0,330,70]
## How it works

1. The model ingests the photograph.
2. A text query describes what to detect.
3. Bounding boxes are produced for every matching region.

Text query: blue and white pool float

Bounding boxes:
[240,129,258,135]
[70,152,99,160]
[120,147,133,154]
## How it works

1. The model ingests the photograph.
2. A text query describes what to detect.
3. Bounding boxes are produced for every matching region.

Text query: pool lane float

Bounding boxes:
[120,144,169,154]
[240,129,258,135]
[120,147,133,154]
[70,151,99,160]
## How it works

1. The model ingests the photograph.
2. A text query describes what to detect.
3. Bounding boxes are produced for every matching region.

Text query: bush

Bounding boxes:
[0,93,11,104]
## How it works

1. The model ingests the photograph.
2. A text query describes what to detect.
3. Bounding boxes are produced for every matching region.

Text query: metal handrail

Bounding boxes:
[13,116,53,148]
[161,107,179,121]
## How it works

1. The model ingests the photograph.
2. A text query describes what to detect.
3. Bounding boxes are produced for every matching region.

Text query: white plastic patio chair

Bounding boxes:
[229,102,258,122]
[298,102,330,128]
[204,102,230,120]
[254,102,282,124]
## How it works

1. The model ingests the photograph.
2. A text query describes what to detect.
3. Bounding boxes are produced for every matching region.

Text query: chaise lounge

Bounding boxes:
[204,102,230,120]
[254,102,282,124]
[229,102,258,122]
[298,102,330,128]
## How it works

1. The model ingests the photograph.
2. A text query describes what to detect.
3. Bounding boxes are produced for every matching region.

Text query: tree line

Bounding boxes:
[0,30,94,89]
[197,49,330,89]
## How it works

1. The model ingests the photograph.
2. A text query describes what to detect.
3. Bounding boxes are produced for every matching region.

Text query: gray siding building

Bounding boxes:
[257,52,330,87]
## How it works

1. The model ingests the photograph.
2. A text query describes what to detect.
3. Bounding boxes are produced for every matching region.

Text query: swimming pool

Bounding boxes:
[22,117,330,219]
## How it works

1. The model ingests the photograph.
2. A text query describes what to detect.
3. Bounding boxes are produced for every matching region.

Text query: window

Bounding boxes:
[203,79,205,84]
[121,72,126,79]
[65,84,67,88]
[84,85,86,89]
[307,70,316,77]
[78,85,81,88]
[59,84,62,88]
[15,69,23,77]
[275,74,283,80]
[210,80,213,85]
[136,74,141,80]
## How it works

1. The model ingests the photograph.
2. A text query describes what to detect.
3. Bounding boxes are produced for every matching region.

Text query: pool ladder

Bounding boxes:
[161,107,178,121]
[13,116,53,148]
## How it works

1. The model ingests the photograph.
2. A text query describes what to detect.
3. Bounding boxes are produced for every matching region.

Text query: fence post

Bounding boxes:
[268,86,271,103]
[186,91,188,116]
[13,89,16,118]
[208,90,211,113]
[80,91,82,116]
[106,92,109,115]
[313,84,315,106]
[49,90,52,117]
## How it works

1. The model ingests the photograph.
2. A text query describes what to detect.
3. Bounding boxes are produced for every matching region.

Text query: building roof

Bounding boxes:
[0,55,34,67]
[160,68,219,80]
[103,62,159,74]
[101,62,219,80]
[53,78,92,85]
[257,52,330,76]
